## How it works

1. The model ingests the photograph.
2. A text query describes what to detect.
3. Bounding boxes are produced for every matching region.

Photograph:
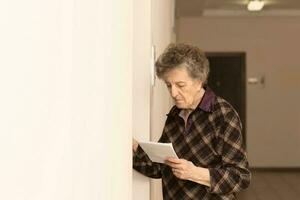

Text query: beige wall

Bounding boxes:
[150,0,175,199]
[132,0,174,200]
[132,0,151,199]
[0,0,133,199]
[177,16,300,167]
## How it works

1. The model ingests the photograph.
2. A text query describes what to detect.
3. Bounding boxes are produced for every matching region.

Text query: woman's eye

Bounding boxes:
[178,85,185,88]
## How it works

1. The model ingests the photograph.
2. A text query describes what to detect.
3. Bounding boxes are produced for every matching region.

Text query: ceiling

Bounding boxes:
[176,0,300,17]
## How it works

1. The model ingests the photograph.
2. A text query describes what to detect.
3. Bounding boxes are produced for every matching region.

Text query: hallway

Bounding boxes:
[238,170,300,200]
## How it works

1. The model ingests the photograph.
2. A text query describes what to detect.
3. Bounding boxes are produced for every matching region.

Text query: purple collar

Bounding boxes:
[198,86,216,112]
[167,86,216,116]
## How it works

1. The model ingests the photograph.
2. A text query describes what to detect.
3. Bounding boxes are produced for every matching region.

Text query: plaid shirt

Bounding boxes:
[133,87,251,200]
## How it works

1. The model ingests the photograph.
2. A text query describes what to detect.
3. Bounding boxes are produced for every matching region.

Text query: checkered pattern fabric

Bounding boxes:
[133,87,251,199]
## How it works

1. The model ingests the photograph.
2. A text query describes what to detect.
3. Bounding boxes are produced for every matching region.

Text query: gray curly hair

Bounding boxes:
[155,43,210,84]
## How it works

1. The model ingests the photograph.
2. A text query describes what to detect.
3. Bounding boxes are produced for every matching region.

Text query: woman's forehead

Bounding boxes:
[163,67,191,80]
[162,67,202,86]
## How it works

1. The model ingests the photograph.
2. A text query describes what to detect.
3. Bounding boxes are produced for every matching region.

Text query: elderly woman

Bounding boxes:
[133,43,251,199]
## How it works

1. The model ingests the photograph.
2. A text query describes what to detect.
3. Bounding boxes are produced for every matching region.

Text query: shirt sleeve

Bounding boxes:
[132,132,168,179]
[208,109,251,195]
[132,145,162,179]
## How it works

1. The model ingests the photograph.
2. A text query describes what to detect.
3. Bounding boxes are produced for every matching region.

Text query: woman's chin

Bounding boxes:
[175,102,186,109]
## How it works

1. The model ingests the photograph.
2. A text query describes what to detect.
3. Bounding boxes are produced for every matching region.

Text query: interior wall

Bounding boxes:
[71,1,133,199]
[0,0,133,199]
[132,0,151,199]
[177,16,300,167]
[150,0,175,199]
[132,0,175,199]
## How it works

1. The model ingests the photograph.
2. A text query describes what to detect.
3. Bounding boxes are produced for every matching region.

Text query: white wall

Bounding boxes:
[177,16,300,167]
[132,0,175,200]
[0,0,132,199]
[150,0,175,199]
[132,0,151,199]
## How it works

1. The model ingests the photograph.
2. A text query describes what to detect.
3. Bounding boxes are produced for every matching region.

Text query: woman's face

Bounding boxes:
[162,66,203,110]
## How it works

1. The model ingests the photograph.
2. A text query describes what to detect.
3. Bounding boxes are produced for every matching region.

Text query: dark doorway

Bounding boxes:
[206,53,246,148]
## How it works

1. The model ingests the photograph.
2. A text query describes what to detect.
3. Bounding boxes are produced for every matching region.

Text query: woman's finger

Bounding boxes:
[166,157,182,164]
[165,161,180,168]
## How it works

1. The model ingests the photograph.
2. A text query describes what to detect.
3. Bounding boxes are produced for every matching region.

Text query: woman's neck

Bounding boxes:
[190,87,205,110]
[181,87,205,118]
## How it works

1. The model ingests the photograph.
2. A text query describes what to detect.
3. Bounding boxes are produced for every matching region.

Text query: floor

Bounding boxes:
[237,170,300,200]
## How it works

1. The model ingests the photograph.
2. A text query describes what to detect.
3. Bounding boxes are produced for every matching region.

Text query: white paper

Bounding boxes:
[139,141,178,163]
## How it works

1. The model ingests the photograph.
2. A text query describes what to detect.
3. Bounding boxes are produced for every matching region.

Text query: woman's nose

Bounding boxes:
[170,86,178,98]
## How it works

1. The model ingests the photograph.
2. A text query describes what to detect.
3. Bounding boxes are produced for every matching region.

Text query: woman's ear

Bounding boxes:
[196,80,203,91]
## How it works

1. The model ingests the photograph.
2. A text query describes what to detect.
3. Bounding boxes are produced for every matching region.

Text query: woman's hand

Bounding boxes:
[132,138,139,153]
[165,157,211,187]
[164,157,196,180]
